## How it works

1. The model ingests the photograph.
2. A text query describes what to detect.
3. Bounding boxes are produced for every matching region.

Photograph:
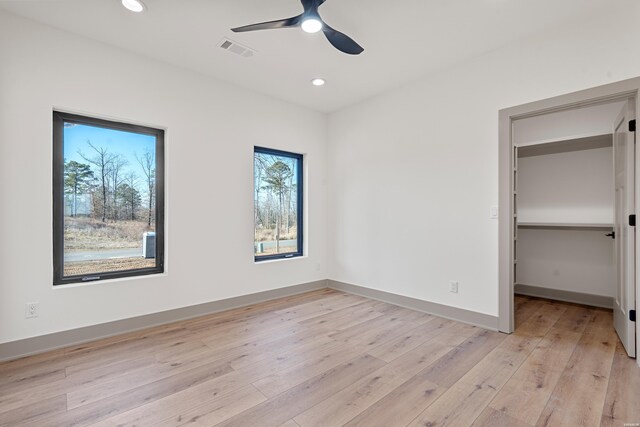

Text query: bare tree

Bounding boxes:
[109,155,128,221]
[136,150,155,228]
[79,141,115,223]
[285,159,295,234]
[254,154,270,228]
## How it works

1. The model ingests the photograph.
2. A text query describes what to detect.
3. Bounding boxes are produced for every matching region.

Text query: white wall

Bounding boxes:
[516,147,615,297]
[517,147,614,224]
[327,2,640,316]
[516,228,615,297]
[513,101,625,146]
[0,11,328,344]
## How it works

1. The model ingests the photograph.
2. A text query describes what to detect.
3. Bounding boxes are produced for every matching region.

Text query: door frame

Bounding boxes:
[498,78,640,364]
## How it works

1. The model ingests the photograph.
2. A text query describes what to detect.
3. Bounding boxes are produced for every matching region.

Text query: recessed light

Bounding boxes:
[311,78,326,86]
[301,18,323,34]
[122,0,146,13]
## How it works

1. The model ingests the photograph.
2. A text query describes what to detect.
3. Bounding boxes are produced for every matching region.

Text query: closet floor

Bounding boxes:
[0,290,638,426]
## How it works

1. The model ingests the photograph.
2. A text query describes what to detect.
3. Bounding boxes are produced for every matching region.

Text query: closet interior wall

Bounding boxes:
[513,101,626,307]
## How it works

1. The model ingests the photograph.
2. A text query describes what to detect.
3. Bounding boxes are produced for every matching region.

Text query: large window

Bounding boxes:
[254,147,303,261]
[53,112,164,285]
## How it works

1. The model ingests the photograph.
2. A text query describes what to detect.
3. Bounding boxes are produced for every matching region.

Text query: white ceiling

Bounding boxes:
[0,0,615,112]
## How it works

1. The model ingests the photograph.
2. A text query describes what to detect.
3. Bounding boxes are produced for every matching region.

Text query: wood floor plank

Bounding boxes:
[294,333,463,426]
[227,331,337,371]
[552,305,594,334]
[343,374,444,427]
[215,354,386,427]
[33,361,233,426]
[586,308,613,330]
[416,329,506,387]
[329,310,433,351]
[89,377,258,427]
[0,356,155,414]
[168,385,266,426]
[536,323,617,427]
[537,371,611,427]
[182,289,339,330]
[63,327,204,377]
[0,348,67,377]
[367,317,454,362]
[487,326,582,425]
[601,341,640,426]
[298,300,389,331]
[406,330,540,427]
[252,342,367,398]
[0,364,66,397]
[188,293,360,342]
[472,407,532,427]
[514,297,547,328]
[66,345,232,409]
[230,336,349,381]
[0,293,635,427]
[273,293,369,322]
[514,303,567,338]
[0,395,67,426]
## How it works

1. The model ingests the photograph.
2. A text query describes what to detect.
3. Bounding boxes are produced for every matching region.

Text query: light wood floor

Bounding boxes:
[1,289,639,426]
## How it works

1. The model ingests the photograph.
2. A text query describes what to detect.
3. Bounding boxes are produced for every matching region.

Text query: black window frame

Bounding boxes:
[254,146,304,262]
[53,111,165,285]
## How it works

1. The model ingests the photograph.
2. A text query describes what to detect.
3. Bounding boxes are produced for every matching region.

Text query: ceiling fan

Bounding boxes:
[231,0,364,55]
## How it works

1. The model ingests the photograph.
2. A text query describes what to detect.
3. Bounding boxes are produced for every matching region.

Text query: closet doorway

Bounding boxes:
[499,78,640,362]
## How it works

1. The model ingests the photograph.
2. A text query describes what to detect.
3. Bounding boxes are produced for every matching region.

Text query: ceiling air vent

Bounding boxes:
[218,38,256,58]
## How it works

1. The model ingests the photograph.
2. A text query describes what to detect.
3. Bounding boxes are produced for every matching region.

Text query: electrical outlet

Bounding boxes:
[25,302,39,319]
[449,281,459,294]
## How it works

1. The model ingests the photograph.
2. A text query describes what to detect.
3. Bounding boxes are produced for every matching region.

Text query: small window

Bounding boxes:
[254,147,303,261]
[53,112,164,285]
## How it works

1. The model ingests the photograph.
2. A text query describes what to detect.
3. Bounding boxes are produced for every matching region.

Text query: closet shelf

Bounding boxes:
[516,133,612,158]
[517,222,613,230]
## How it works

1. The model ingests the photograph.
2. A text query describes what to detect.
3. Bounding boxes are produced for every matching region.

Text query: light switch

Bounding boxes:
[490,205,499,219]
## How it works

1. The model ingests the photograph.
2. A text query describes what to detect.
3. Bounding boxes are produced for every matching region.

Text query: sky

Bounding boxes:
[64,123,156,180]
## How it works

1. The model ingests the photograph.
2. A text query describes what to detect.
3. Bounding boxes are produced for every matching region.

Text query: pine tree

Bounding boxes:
[117,183,142,221]
[263,160,293,253]
[64,160,94,217]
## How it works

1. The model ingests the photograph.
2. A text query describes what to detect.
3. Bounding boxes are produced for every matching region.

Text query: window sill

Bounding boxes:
[52,272,168,290]
[254,255,308,265]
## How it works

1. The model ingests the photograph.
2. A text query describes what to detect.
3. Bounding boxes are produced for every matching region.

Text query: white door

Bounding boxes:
[613,99,636,357]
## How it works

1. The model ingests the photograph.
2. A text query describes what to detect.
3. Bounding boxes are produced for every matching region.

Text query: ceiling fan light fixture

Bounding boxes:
[230,0,364,55]
[122,0,146,13]
[311,78,326,86]
[301,18,323,34]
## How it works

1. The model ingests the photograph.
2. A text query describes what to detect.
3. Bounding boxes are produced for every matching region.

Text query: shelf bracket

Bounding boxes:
[630,214,636,227]
[630,119,636,132]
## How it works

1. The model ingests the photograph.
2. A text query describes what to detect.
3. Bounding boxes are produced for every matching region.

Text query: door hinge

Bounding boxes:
[630,214,636,226]
[630,310,636,322]
[630,119,636,132]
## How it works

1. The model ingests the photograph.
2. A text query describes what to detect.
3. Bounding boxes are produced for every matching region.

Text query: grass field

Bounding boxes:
[64,258,156,276]
[65,217,152,251]
[255,226,297,243]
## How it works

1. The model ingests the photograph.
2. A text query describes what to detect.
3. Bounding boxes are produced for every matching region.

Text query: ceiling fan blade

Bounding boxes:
[231,15,302,33]
[300,0,313,10]
[322,24,364,55]
[300,0,328,10]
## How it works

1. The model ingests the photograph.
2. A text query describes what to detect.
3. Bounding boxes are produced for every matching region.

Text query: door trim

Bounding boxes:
[498,78,640,358]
